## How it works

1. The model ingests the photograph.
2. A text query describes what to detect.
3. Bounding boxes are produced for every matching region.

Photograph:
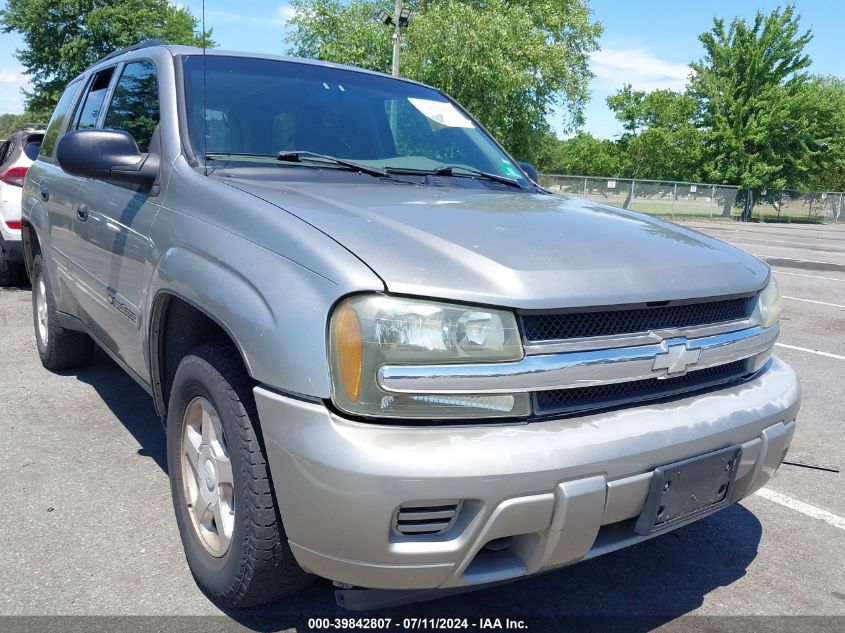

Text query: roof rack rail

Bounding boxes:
[90,39,167,67]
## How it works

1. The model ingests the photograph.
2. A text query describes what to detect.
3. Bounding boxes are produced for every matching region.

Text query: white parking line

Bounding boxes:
[783,295,845,309]
[737,250,845,267]
[756,488,845,531]
[775,342,845,360]
[773,269,845,282]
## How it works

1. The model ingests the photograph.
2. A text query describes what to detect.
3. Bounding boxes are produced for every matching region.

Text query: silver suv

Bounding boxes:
[21,42,799,609]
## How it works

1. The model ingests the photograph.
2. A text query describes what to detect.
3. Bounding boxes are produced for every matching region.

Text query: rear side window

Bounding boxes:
[24,135,43,160]
[40,80,82,159]
[103,61,160,152]
[74,68,115,130]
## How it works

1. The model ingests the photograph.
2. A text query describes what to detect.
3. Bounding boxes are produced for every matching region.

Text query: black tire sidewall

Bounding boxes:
[167,354,252,597]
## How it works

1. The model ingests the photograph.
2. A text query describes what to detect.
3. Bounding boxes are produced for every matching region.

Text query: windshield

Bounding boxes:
[181,55,528,185]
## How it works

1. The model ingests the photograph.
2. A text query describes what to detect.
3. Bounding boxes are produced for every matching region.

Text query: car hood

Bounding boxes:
[223,177,769,309]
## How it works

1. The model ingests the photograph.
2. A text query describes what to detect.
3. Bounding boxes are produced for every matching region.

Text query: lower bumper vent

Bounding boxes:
[393,501,461,536]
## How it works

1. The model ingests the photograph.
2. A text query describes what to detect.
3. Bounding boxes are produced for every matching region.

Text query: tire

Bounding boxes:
[0,248,23,287]
[167,342,313,608]
[31,254,95,370]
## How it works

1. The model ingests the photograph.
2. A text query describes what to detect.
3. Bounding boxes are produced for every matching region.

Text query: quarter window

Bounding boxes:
[74,68,115,130]
[103,61,160,152]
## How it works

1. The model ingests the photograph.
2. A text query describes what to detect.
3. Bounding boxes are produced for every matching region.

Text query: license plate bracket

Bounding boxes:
[635,445,742,535]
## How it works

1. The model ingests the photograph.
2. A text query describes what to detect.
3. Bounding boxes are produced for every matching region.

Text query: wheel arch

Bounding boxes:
[149,290,254,418]
[20,219,40,278]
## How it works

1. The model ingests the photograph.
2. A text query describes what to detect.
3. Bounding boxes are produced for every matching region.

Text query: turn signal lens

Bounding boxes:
[756,277,783,328]
[334,300,363,403]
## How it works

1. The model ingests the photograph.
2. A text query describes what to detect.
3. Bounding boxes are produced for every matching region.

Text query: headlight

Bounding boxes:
[329,294,530,419]
[755,276,783,328]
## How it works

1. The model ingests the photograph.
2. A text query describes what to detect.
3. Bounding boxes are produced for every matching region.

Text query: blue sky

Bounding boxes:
[1,1,843,139]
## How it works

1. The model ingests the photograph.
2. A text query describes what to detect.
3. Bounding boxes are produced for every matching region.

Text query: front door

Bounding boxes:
[70,60,162,377]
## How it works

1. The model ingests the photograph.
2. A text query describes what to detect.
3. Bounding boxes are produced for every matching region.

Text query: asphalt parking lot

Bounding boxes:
[1,219,843,631]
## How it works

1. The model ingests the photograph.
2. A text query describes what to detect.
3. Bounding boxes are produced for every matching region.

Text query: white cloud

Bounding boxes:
[590,47,690,93]
[277,3,296,24]
[0,67,28,114]
[206,3,295,29]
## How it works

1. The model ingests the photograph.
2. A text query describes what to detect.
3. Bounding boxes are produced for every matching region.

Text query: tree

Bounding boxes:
[690,5,815,219]
[536,131,622,177]
[1,0,213,115]
[0,112,48,139]
[793,76,845,193]
[286,0,602,164]
[607,84,705,185]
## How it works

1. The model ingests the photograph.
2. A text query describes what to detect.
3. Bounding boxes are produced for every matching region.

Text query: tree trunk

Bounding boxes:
[721,192,733,217]
[622,180,634,209]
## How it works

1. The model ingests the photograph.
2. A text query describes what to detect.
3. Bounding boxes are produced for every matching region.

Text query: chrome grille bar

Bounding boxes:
[377,325,778,395]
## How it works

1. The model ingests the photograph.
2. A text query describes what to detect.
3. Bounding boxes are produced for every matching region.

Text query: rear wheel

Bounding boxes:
[167,342,313,608]
[31,254,94,370]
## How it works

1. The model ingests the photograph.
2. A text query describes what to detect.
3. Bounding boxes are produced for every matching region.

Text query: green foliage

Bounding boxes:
[607,85,704,182]
[690,5,816,191]
[286,0,602,164]
[536,132,622,177]
[543,3,845,220]
[0,0,214,114]
[286,0,393,72]
[0,112,47,139]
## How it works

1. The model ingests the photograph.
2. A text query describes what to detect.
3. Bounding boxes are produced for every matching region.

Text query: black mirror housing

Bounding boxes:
[518,162,539,183]
[57,129,158,187]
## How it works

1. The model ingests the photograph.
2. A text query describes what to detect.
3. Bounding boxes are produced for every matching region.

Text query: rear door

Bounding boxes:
[70,60,162,376]
[24,79,85,312]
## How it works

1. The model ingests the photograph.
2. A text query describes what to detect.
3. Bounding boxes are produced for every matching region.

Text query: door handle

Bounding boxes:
[40,185,49,201]
[76,203,89,221]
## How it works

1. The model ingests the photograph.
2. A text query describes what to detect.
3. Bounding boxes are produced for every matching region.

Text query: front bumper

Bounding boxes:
[255,357,799,591]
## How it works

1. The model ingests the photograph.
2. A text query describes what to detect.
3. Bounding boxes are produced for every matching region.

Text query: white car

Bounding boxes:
[0,127,44,285]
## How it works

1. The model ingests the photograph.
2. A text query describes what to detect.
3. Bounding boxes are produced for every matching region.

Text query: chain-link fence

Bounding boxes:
[539,174,844,224]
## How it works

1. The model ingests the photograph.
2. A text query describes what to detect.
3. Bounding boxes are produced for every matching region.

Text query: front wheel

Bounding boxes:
[167,343,313,608]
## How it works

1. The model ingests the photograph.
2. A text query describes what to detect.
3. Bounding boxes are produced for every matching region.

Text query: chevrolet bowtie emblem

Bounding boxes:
[652,339,701,377]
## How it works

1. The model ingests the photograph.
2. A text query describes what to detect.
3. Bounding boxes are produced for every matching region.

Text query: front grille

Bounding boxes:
[393,501,461,536]
[521,296,754,342]
[534,360,750,416]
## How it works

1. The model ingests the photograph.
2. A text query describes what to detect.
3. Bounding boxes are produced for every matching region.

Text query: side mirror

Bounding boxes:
[518,162,539,183]
[57,129,159,187]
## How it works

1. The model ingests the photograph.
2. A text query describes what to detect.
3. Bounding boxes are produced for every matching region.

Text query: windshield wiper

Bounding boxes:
[386,165,524,189]
[277,150,389,179]
[206,152,277,161]
[206,151,392,180]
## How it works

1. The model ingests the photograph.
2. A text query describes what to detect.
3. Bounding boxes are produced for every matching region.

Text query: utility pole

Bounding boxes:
[378,2,411,77]
[392,0,402,77]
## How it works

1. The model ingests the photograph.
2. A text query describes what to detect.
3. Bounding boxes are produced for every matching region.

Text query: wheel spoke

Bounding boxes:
[212,501,232,552]
[200,401,220,449]
[184,434,202,471]
[216,455,234,487]
[192,495,212,524]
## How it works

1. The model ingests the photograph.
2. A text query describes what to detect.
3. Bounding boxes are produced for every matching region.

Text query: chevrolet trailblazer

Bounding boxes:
[20,42,799,609]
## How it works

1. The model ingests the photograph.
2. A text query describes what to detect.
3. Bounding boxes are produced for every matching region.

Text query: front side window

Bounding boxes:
[39,79,82,159]
[103,61,160,152]
[74,68,115,130]
[181,55,528,186]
